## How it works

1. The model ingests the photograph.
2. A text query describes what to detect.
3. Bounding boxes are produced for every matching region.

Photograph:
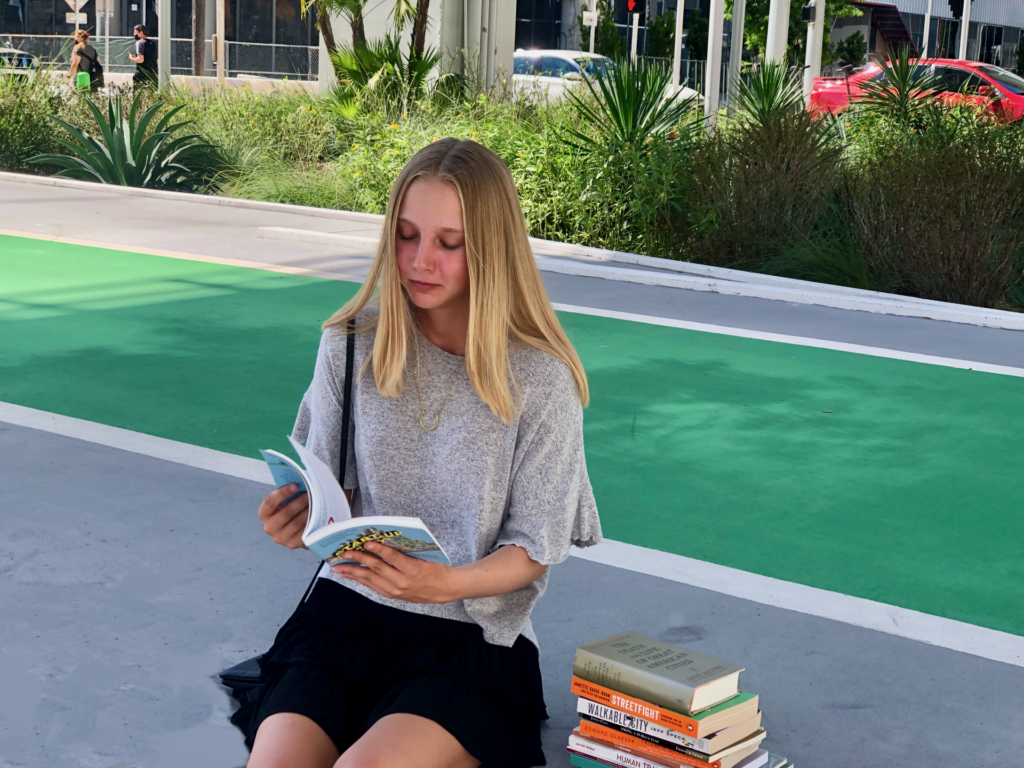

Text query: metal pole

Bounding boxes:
[728,0,745,104]
[588,0,597,54]
[922,0,932,58]
[216,0,224,81]
[765,0,792,63]
[802,0,825,100]
[104,0,110,68]
[672,0,685,92]
[158,0,171,87]
[704,0,724,126]
[630,12,639,61]
[958,0,971,60]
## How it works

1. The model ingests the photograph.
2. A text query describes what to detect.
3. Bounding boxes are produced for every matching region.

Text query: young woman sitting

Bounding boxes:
[238,138,602,768]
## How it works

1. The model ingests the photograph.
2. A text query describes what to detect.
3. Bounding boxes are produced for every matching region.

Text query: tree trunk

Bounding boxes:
[351,7,366,48]
[192,0,206,76]
[315,5,346,79]
[411,0,429,58]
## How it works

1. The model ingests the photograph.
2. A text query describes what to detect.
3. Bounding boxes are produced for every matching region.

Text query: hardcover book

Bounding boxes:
[569,731,766,768]
[571,677,758,738]
[578,697,763,757]
[261,436,450,565]
[574,632,744,715]
[567,748,771,768]
[578,720,766,768]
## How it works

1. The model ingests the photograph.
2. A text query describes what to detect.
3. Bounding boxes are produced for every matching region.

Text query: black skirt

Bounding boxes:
[231,578,549,766]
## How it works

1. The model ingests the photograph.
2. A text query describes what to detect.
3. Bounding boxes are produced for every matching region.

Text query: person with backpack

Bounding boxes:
[67,29,103,91]
[128,24,158,86]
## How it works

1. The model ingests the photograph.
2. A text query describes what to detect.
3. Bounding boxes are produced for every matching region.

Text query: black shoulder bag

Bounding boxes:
[219,321,356,705]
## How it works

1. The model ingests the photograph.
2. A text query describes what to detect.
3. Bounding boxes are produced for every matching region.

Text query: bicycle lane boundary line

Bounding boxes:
[3,399,1022,669]
[4,230,1023,381]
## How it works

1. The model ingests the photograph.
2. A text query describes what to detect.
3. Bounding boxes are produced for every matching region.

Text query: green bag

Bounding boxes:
[75,70,91,90]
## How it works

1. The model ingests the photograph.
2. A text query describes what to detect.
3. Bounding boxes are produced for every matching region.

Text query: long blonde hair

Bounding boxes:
[323,138,588,424]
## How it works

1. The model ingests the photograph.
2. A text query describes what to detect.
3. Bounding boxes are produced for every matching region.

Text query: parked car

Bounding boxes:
[0,38,36,77]
[809,58,1024,121]
[512,49,702,103]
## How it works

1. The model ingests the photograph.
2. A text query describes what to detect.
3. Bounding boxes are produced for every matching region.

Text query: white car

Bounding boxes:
[0,38,36,77]
[511,49,701,103]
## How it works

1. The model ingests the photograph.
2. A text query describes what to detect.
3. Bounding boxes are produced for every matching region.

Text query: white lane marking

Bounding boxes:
[1,401,269,484]
[572,541,1023,668]
[554,303,1024,379]
[5,227,1023,379]
[3,400,1022,668]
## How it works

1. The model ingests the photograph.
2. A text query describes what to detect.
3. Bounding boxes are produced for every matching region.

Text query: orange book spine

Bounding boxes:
[578,720,721,768]
[571,676,700,736]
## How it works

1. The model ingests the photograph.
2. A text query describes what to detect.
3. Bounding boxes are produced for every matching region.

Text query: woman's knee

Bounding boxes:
[248,712,339,768]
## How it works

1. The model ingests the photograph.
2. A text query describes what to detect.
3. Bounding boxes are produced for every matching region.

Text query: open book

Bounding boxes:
[260,436,451,566]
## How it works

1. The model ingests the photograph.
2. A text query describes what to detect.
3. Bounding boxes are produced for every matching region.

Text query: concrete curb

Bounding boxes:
[5,170,1024,331]
[255,226,1024,331]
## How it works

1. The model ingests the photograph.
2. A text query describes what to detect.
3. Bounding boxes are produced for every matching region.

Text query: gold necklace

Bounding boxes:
[413,335,464,431]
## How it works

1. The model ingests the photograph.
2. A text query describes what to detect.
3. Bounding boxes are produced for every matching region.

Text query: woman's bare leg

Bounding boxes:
[248,712,341,768]
[334,713,481,768]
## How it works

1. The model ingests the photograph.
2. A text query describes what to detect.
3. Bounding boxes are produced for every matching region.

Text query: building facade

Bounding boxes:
[0,0,318,48]
[831,0,1022,67]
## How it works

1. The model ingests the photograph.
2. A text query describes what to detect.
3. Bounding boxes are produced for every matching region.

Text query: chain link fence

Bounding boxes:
[2,34,317,80]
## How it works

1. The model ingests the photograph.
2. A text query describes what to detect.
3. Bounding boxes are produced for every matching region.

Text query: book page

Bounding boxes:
[288,435,351,538]
[259,450,308,507]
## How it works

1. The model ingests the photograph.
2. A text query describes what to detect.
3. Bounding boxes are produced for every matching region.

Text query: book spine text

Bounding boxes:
[579,720,721,768]
[577,699,711,753]
[572,677,700,736]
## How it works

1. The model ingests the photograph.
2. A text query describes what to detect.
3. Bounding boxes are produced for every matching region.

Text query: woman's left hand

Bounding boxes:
[332,542,462,604]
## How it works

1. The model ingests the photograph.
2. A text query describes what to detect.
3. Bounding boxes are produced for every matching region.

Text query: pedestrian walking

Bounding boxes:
[235,138,602,768]
[128,24,157,86]
[67,29,102,91]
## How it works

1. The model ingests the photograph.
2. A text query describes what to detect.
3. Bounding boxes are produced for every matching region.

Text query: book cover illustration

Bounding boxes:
[312,523,450,566]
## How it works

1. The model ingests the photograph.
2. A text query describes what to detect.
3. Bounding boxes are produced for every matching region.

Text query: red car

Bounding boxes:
[809,58,1024,121]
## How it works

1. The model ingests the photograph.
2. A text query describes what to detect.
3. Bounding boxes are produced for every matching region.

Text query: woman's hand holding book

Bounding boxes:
[332,541,459,604]
[334,541,548,605]
[258,484,310,550]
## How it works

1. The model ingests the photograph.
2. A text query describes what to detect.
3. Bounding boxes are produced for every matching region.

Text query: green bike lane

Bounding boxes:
[3,233,1023,638]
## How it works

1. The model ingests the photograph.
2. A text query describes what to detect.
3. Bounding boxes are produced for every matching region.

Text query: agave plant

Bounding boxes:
[857,46,942,127]
[29,92,227,191]
[560,58,699,151]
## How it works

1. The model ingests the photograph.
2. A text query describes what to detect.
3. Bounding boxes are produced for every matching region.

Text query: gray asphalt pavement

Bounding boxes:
[4,423,1024,768]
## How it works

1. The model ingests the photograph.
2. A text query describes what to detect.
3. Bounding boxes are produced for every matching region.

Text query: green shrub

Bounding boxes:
[687,64,842,271]
[842,111,1024,307]
[0,74,62,171]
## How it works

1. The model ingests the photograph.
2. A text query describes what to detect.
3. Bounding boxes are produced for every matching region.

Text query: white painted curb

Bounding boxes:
[6,171,1024,331]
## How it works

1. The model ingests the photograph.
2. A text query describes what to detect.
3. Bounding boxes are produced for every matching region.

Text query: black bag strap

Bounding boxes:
[298,318,356,604]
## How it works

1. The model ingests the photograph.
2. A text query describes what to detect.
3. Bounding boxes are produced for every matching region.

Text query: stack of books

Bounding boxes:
[566,632,792,768]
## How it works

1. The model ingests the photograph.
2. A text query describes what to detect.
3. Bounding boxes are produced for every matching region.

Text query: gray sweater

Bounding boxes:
[291,315,602,647]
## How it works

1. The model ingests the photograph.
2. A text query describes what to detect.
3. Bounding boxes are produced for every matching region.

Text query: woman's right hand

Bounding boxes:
[258,485,310,549]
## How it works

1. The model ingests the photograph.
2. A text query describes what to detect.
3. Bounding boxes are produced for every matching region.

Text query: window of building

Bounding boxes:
[515,0,561,51]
